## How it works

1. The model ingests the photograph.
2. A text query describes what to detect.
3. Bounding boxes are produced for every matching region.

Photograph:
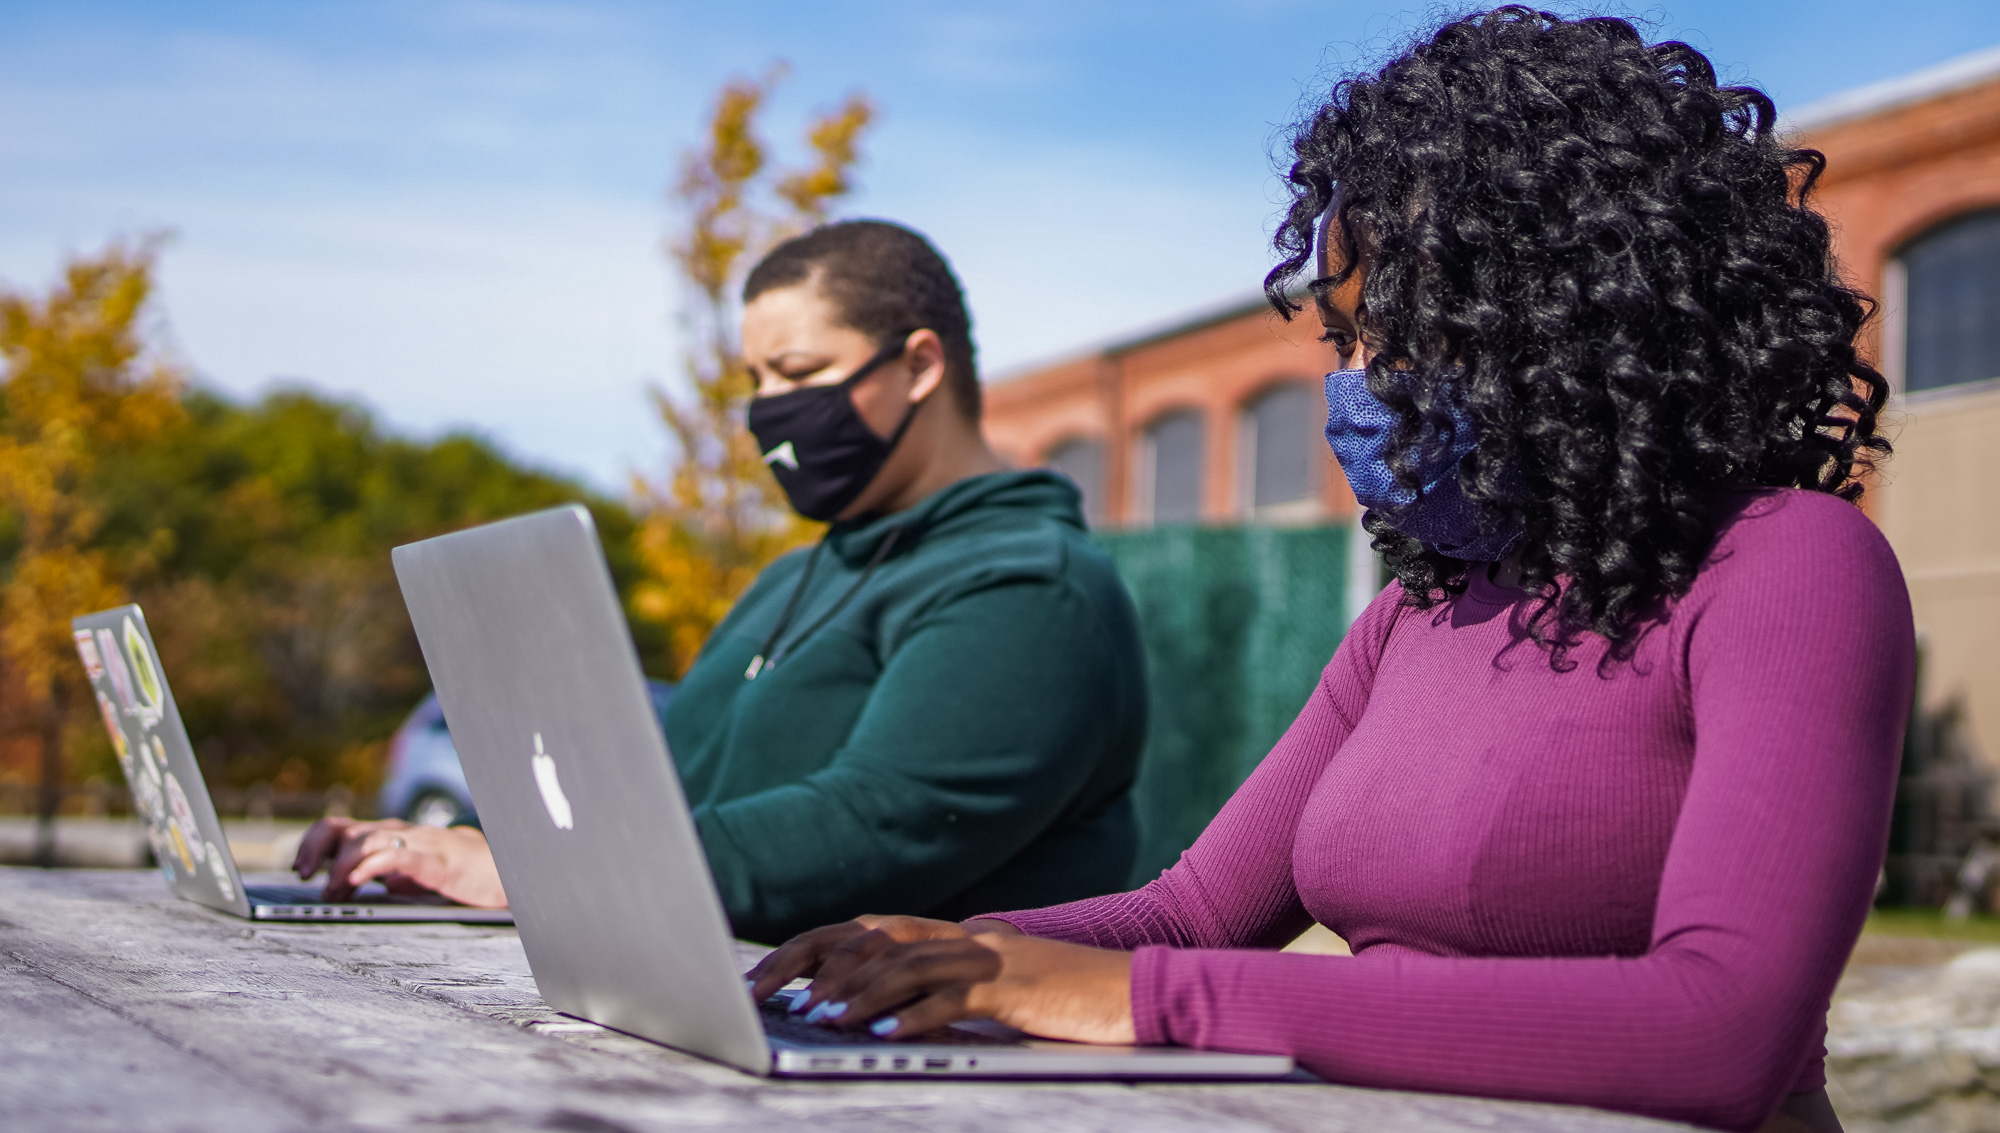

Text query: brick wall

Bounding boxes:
[984,298,1357,526]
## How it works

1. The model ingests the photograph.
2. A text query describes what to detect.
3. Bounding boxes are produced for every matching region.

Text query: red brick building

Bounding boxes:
[983,300,1354,527]
[983,45,2000,767]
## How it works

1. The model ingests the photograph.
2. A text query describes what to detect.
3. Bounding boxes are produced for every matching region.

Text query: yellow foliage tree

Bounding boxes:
[0,243,183,859]
[633,71,873,677]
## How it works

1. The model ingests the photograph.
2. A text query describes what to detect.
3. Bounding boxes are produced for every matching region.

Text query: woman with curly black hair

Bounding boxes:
[749,10,1913,1130]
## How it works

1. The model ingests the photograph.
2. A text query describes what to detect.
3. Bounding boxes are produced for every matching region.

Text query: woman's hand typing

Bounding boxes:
[746,915,1134,1045]
[291,817,507,908]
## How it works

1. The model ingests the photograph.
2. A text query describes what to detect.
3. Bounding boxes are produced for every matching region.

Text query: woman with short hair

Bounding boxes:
[297,220,1150,944]
[751,12,1910,1132]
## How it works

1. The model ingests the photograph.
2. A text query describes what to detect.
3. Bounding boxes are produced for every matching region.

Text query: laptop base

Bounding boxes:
[757,992,1292,1079]
[243,882,514,924]
[769,1045,1296,1078]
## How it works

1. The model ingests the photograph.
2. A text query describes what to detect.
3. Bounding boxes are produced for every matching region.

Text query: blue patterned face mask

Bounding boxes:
[1322,367,1522,562]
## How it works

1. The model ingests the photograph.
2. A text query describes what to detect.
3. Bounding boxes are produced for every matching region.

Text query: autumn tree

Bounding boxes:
[0,247,659,821]
[0,243,183,862]
[95,385,649,802]
[632,70,873,676]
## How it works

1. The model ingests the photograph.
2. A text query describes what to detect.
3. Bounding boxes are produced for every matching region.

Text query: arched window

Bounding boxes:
[1137,410,1205,525]
[1238,381,1322,521]
[1898,209,2000,394]
[1044,437,1105,526]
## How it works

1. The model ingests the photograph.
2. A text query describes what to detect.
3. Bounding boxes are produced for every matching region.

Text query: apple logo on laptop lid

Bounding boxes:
[530,733,574,830]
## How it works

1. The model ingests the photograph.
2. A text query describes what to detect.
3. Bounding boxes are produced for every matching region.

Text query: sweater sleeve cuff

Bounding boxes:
[1130,945,1177,1046]
[967,904,1124,946]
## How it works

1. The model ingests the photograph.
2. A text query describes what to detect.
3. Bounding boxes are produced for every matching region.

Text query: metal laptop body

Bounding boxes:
[70,605,512,924]
[391,505,1293,1079]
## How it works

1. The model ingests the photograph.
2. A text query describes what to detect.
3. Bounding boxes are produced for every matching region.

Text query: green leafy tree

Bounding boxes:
[0,246,666,817]
[96,388,650,799]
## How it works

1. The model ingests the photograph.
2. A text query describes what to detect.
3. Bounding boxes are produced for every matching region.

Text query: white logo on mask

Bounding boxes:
[762,441,799,470]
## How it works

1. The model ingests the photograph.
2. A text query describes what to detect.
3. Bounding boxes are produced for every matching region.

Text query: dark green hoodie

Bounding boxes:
[663,469,1146,943]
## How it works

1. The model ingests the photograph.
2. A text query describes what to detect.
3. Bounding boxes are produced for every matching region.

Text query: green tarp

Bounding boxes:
[1096,523,1360,886]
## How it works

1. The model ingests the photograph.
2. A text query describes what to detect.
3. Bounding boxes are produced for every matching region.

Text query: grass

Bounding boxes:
[1863,907,2000,944]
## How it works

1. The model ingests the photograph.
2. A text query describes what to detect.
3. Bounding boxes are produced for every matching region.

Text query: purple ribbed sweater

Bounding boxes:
[990,490,1914,1131]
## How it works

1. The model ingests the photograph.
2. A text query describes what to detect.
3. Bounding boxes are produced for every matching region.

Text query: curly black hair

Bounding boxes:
[1266,6,1889,662]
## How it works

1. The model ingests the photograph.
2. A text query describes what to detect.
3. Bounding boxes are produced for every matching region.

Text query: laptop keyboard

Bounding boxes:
[245,883,342,905]
[246,883,463,908]
[759,1000,1017,1047]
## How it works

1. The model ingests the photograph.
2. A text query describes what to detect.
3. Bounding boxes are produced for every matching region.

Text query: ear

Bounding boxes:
[903,329,948,405]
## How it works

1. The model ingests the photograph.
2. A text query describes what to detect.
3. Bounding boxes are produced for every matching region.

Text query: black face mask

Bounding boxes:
[747,335,918,522]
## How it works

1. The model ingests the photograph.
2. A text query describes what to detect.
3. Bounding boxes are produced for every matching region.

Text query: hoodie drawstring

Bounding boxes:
[744,526,904,680]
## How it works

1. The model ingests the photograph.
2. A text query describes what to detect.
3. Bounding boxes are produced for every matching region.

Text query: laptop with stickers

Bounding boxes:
[70,605,512,924]
[391,504,1292,1078]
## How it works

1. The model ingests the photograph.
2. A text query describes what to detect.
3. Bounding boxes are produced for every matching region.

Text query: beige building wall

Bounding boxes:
[1794,50,2000,769]
[1876,386,2000,763]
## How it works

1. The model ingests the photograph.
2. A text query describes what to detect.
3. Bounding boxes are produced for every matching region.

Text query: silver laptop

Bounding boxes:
[391,505,1293,1079]
[70,605,512,924]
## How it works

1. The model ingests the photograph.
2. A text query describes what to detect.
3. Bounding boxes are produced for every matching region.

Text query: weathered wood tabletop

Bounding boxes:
[0,868,1695,1132]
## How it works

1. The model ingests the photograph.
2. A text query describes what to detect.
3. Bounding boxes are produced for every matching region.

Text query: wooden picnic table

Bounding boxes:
[0,867,1696,1132]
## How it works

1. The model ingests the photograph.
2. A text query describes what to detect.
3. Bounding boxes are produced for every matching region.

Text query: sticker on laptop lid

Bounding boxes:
[149,825,175,881]
[163,772,195,836]
[163,774,198,865]
[74,631,105,680]
[97,628,135,714]
[96,692,133,779]
[122,617,164,727]
[131,738,161,814]
[165,819,195,873]
[132,762,163,822]
[207,843,233,900]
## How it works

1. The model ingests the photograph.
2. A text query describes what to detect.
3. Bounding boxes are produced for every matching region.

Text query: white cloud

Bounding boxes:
[908,11,1068,89]
[147,189,679,490]
[33,0,1981,496]
[0,4,696,492]
[0,5,1289,494]
[856,120,1283,373]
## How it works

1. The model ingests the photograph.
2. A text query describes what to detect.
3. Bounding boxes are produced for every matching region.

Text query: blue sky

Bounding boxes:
[4,1,1998,491]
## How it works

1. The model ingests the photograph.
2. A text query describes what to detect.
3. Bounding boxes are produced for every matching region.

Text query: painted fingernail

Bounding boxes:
[744,979,758,996]
[788,993,812,1014]
[870,1016,899,1037]
[820,1001,848,1021]
[804,1001,834,1024]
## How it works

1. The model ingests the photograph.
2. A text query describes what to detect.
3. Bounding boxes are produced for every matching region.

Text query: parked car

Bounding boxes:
[377,681,676,826]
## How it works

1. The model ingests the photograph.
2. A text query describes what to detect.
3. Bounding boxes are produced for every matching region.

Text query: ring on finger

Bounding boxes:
[391,836,406,850]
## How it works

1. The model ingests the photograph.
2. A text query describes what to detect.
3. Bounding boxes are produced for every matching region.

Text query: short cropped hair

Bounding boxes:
[744,219,980,420]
